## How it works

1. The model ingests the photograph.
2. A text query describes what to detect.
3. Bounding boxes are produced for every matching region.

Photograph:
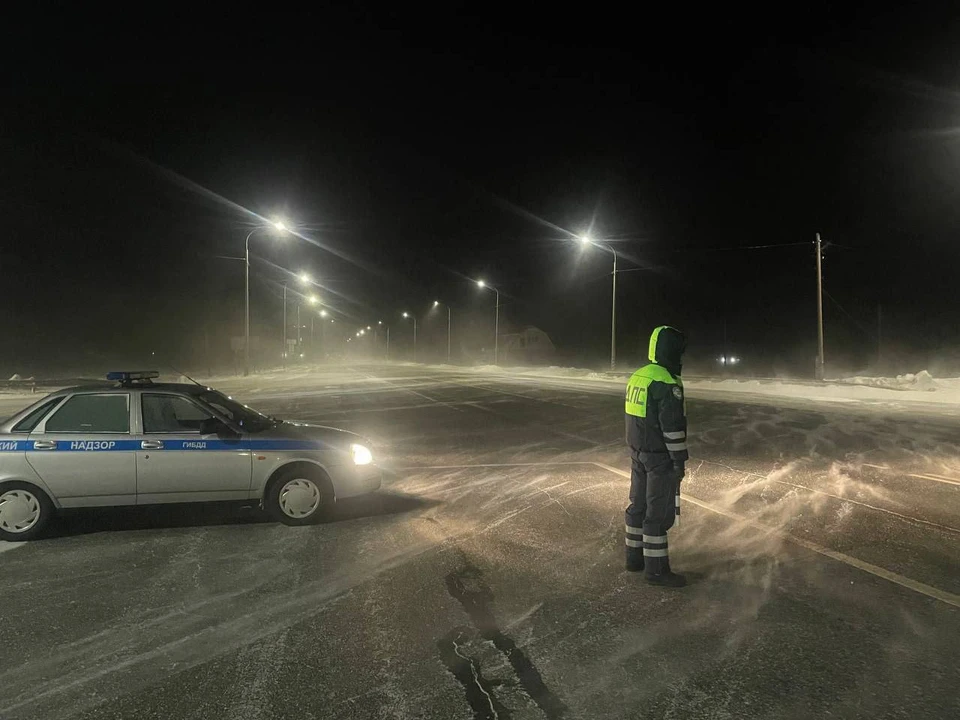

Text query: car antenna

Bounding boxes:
[166,365,204,387]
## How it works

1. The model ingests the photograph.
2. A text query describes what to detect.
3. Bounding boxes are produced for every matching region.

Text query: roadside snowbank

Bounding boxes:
[465,364,960,408]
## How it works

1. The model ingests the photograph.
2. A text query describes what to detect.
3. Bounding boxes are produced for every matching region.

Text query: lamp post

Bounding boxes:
[476,280,500,365]
[244,219,286,376]
[307,295,318,357]
[433,300,451,364]
[282,271,311,368]
[402,312,418,362]
[579,235,618,370]
[319,309,328,359]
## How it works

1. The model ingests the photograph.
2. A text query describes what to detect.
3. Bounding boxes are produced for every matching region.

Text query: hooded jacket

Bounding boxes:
[624,326,689,464]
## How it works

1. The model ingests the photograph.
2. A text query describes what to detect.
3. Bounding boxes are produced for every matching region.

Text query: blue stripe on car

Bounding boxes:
[0,439,329,452]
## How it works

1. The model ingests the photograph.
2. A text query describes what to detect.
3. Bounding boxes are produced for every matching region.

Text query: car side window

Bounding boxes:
[44,394,130,433]
[142,394,210,434]
[12,397,64,433]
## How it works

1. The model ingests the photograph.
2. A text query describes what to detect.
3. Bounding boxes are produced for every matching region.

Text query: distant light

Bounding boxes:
[433,300,439,307]
[308,295,318,305]
[367,326,371,330]
[320,310,328,317]
[579,235,592,246]
[299,353,304,358]
[477,280,485,288]
[299,272,311,284]
[330,319,335,323]
[402,312,409,318]
[377,320,382,325]
[273,219,287,231]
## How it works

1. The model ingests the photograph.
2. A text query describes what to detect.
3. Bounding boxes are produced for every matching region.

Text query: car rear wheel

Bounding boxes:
[265,467,332,526]
[0,482,55,541]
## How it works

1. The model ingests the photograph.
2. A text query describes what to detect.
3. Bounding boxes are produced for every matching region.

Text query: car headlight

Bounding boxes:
[351,443,373,466]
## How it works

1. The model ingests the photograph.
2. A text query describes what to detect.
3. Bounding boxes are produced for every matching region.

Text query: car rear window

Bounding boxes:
[44,394,130,433]
[11,397,64,433]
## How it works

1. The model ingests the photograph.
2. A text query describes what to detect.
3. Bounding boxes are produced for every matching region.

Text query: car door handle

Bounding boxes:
[33,440,57,450]
[141,440,164,450]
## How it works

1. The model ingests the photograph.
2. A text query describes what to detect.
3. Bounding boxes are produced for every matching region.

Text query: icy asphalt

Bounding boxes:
[1,363,958,720]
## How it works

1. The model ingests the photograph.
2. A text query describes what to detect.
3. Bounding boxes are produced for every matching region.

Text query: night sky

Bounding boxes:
[4,8,960,376]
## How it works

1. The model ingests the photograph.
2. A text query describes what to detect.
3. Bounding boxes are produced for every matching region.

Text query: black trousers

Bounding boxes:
[624,452,677,574]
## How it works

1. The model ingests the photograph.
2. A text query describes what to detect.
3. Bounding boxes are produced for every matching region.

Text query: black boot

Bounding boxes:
[644,555,686,587]
[625,548,644,572]
[645,570,687,587]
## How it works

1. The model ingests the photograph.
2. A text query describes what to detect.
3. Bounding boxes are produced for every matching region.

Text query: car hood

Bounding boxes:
[250,421,364,447]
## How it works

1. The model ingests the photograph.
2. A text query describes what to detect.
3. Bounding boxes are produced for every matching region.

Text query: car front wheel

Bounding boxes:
[265,467,332,526]
[0,482,55,541]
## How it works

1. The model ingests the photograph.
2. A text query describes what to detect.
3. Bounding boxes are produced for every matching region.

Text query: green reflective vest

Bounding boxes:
[625,363,681,417]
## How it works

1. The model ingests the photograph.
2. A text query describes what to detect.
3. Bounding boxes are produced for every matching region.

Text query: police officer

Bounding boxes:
[624,325,688,587]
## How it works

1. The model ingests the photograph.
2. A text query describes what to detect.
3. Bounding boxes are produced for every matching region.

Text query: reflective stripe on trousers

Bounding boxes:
[643,533,668,557]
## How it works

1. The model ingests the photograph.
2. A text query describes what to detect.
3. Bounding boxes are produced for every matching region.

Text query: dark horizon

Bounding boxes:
[4,9,960,376]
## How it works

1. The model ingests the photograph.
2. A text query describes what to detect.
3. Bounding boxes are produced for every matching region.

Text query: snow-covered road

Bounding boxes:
[1,363,958,719]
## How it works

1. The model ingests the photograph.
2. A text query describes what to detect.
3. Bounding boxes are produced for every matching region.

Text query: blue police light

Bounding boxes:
[107,370,160,382]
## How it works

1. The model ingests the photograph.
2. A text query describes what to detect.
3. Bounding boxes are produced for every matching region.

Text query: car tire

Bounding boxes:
[0,481,55,542]
[264,466,333,526]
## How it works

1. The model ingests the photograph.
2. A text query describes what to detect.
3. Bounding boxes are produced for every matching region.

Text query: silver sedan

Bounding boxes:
[0,371,381,541]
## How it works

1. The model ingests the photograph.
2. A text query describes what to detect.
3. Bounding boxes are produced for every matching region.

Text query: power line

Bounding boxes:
[672,241,810,252]
[823,288,873,337]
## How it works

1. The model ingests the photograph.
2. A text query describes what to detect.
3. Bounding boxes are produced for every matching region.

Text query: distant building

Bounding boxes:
[501,326,556,364]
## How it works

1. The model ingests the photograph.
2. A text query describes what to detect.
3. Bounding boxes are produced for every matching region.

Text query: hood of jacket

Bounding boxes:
[648,325,686,376]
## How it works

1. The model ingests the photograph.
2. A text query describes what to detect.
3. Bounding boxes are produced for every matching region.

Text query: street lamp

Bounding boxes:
[476,280,500,365]
[402,311,418,362]
[244,218,288,376]
[579,235,618,370]
[433,300,452,364]
[282,271,311,367]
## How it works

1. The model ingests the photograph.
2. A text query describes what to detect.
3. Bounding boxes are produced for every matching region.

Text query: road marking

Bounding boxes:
[862,462,960,488]
[447,377,584,410]
[395,461,599,471]
[0,542,25,555]
[359,372,465,412]
[699,459,960,535]
[907,473,960,488]
[591,461,960,610]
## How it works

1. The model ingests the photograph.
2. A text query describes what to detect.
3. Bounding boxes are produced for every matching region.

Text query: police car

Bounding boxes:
[0,371,381,541]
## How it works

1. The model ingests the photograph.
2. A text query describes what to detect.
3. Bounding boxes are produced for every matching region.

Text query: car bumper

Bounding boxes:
[331,464,382,499]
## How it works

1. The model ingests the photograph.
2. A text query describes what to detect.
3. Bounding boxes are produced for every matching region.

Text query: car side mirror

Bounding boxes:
[200,417,236,437]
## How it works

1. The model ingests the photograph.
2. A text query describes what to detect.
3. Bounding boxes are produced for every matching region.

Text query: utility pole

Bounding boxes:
[610,249,617,370]
[722,316,728,370]
[815,232,825,381]
[877,303,883,367]
[282,285,287,368]
[494,289,500,365]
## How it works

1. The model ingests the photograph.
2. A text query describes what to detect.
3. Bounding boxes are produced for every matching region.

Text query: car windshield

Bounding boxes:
[197,391,279,433]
